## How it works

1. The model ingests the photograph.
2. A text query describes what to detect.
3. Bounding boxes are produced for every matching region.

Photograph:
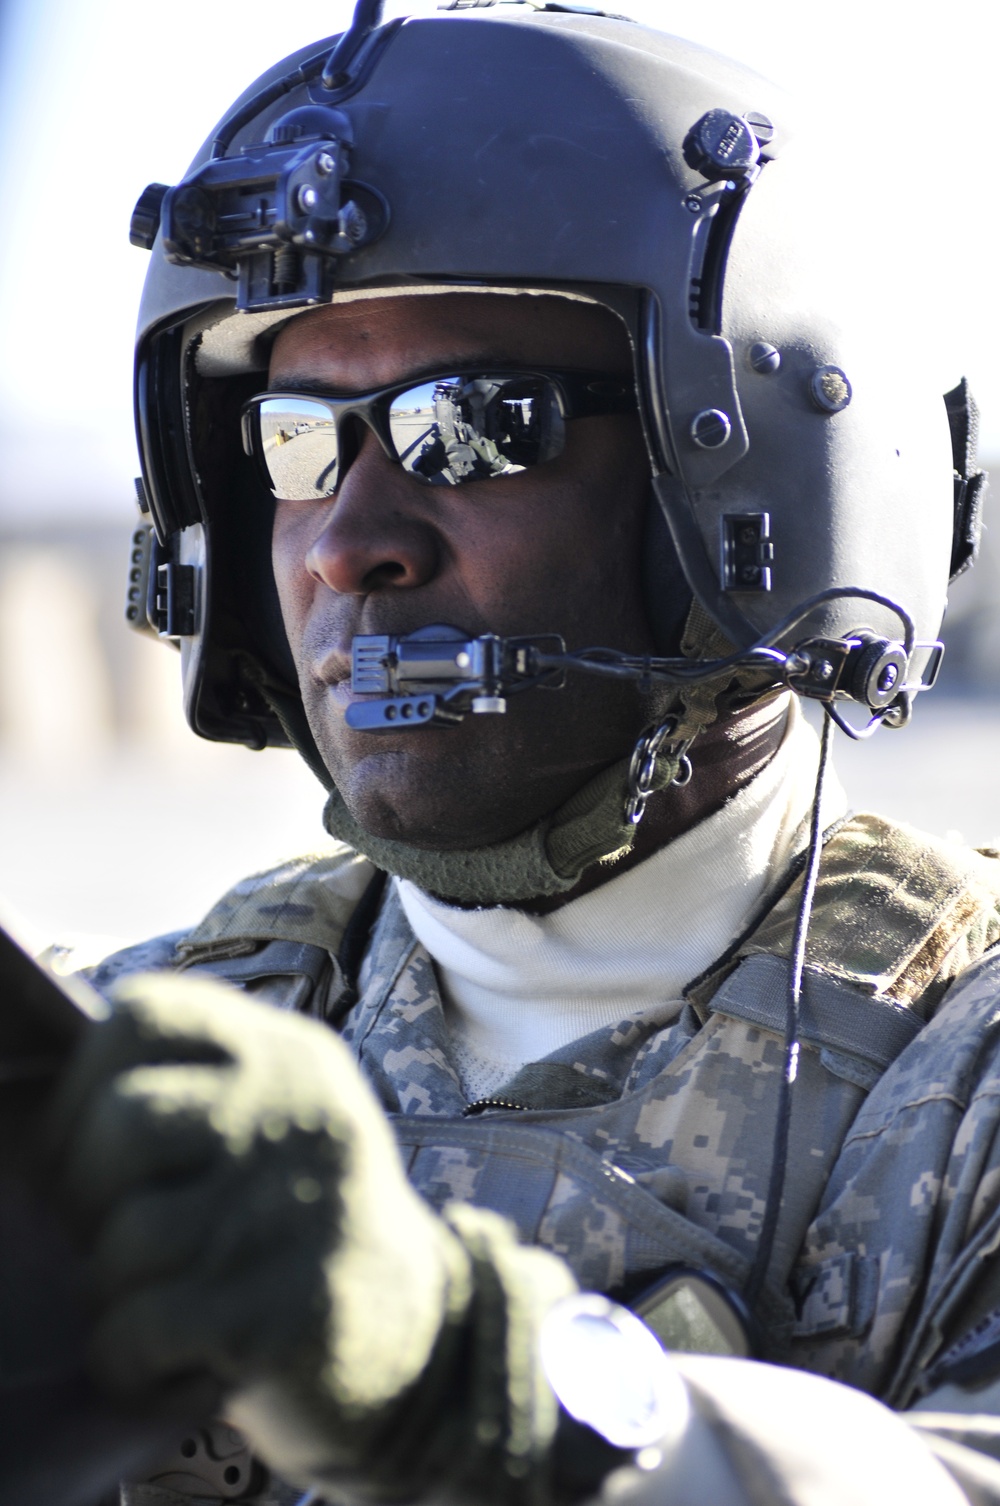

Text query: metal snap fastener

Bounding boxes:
[690,408,732,449]
[810,365,852,414]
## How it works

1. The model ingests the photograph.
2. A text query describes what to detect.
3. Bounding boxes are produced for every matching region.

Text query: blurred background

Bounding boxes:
[1,0,999,953]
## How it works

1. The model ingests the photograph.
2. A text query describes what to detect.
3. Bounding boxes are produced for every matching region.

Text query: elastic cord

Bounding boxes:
[744,708,834,1308]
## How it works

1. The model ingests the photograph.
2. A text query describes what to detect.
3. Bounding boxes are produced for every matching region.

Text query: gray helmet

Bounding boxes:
[129,0,983,766]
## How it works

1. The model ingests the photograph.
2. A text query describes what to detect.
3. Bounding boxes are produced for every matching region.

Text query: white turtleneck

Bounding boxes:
[397,700,847,1100]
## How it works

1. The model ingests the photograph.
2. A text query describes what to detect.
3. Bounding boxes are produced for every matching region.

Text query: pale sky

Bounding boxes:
[1,0,997,521]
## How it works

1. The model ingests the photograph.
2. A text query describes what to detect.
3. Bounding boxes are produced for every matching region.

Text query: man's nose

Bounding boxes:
[304,429,441,594]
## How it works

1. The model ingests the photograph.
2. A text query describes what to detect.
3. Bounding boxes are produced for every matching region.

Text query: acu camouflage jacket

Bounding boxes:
[88,811,1000,1410]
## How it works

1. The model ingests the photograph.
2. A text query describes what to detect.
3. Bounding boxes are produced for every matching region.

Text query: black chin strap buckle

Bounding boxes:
[625,718,694,826]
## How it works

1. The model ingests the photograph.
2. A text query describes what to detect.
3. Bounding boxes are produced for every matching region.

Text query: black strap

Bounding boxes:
[328,868,389,1028]
[189,938,331,989]
[710,953,923,1072]
[176,874,387,1030]
[944,377,988,582]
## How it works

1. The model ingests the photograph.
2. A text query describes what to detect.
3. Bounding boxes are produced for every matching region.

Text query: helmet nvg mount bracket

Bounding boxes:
[126,0,985,759]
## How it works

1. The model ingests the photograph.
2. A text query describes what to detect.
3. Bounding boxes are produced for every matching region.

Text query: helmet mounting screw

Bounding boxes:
[691,408,732,449]
[744,111,774,148]
[297,184,319,212]
[749,342,781,375]
[316,152,338,175]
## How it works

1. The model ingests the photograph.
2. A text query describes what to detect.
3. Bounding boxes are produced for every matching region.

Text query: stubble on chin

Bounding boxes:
[309,672,664,851]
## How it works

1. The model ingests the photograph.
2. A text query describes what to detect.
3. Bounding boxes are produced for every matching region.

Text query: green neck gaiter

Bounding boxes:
[308,592,778,906]
[321,743,688,906]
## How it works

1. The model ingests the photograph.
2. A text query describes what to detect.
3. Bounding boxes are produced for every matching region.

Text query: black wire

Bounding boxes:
[322,0,387,88]
[533,645,784,685]
[209,0,402,158]
[210,51,333,158]
[825,701,888,742]
[682,810,854,1002]
[760,586,915,657]
[532,585,916,693]
[743,707,834,1308]
[327,868,389,1029]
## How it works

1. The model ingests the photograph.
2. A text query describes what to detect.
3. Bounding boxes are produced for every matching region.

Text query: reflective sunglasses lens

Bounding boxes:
[389,376,564,486]
[256,397,339,500]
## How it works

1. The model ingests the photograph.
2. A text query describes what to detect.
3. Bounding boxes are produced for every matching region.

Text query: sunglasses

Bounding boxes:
[240,368,637,500]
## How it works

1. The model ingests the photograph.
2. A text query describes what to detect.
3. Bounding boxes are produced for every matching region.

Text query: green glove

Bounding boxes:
[45,971,574,1500]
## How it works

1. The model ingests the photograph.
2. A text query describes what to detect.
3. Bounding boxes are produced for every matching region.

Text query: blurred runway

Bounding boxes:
[813,696,1000,848]
[1,693,998,954]
[0,741,332,954]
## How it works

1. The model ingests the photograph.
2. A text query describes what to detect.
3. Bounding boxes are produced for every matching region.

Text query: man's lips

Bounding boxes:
[309,641,465,735]
[310,648,361,716]
[312,644,352,689]
[309,622,483,695]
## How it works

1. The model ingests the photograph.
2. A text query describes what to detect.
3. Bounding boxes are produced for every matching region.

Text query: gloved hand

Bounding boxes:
[43,971,573,1497]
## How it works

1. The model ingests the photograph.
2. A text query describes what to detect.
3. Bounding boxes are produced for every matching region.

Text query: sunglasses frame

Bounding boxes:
[240,366,638,500]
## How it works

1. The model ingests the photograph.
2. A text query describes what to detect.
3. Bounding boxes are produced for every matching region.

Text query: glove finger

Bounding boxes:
[57,1064,221,1226]
[90,1272,227,1398]
[88,1139,336,1304]
[88,1163,231,1305]
[151,1372,225,1426]
[44,976,235,1158]
[89,1249,330,1398]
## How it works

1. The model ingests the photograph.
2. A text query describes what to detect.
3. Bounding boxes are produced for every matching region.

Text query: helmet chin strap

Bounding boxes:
[260,594,782,907]
[256,658,698,904]
[319,660,781,908]
[323,599,774,906]
[320,734,694,906]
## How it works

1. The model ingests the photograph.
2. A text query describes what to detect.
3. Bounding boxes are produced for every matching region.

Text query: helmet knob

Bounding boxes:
[845,638,909,709]
[130,182,171,250]
[266,106,354,147]
[683,110,761,182]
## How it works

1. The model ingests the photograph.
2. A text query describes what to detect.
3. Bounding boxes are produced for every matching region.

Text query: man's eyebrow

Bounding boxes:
[267,354,548,394]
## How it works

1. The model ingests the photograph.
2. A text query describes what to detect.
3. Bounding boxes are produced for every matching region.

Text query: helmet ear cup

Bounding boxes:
[641,490,692,656]
[189,373,300,713]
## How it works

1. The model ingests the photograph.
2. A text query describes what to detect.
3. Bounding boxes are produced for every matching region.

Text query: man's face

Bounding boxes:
[270,292,671,850]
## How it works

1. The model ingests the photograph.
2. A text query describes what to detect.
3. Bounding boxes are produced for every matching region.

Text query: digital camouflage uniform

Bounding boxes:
[83,809,1000,1502]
